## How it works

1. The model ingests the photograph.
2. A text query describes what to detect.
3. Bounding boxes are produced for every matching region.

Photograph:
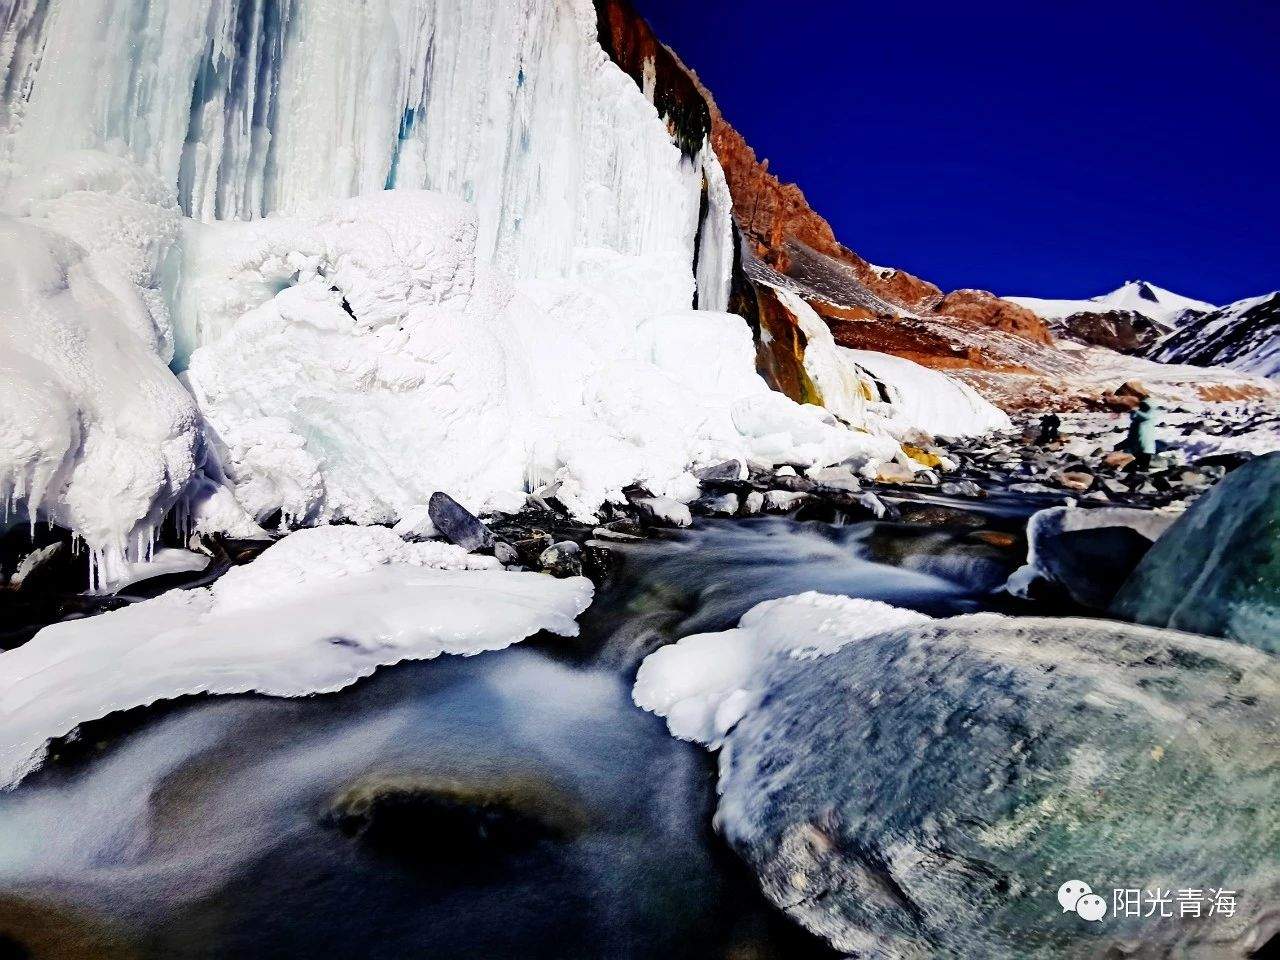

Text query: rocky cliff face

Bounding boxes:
[595,0,1064,411]
[596,0,1276,412]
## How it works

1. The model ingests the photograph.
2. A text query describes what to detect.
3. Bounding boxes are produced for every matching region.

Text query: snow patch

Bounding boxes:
[633,592,930,748]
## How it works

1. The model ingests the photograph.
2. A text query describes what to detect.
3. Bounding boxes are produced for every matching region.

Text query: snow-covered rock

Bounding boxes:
[1151,292,1280,379]
[1008,280,1215,328]
[0,525,594,789]
[633,593,928,748]
[1006,505,1179,608]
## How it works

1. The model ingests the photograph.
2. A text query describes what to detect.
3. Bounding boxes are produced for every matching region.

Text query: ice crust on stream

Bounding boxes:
[0,0,1005,575]
[0,525,594,789]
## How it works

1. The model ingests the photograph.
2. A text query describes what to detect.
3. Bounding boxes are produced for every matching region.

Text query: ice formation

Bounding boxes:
[0,525,595,789]
[843,348,1013,437]
[633,592,929,748]
[0,0,996,559]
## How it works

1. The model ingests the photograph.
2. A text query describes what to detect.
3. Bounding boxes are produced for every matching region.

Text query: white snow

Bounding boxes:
[842,349,1013,437]
[1008,281,1215,327]
[0,160,203,587]
[0,525,594,789]
[633,592,930,748]
[1151,292,1280,379]
[176,190,913,526]
[103,548,211,595]
[0,0,949,557]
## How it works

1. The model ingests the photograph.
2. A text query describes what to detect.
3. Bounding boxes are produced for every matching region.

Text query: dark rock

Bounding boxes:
[1196,451,1256,474]
[538,541,583,578]
[1113,451,1280,653]
[493,541,520,566]
[428,492,495,552]
[1038,526,1154,608]
[693,459,743,482]
[324,771,587,870]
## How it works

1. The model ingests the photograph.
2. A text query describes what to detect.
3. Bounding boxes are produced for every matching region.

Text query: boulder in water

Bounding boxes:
[1007,506,1177,610]
[1112,451,1280,652]
[715,613,1280,958]
[324,770,588,869]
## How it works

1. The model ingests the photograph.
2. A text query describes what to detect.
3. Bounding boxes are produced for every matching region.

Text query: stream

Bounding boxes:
[0,512,1035,960]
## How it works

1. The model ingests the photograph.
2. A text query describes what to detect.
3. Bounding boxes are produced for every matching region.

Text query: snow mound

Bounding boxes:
[842,349,1013,437]
[0,525,594,789]
[633,592,930,748]
[181,191,907,525]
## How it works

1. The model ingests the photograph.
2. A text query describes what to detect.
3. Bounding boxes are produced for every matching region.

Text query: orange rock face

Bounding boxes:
[932,290,1054,344]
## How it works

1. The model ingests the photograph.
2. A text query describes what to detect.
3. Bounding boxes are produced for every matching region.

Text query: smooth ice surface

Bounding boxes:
[633,592,929,748]
[0,525,594,789]
[843,348,1013,437]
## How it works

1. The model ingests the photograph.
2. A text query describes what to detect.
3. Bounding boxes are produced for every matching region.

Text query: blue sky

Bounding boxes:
[637,0,1280,305]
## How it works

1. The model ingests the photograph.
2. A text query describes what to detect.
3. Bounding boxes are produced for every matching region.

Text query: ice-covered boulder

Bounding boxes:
[642,599,1280,958]
[1006,505,1179,609]
[1112,452,1280,652]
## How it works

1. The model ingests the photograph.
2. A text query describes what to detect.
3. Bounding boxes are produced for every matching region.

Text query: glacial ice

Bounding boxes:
[0,525,595,789]
[843,348,1013,437]
[0,0,998,562]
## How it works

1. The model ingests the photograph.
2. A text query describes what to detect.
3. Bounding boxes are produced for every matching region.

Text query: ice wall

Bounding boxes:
[1,0,712,311]
[0,0,740,551]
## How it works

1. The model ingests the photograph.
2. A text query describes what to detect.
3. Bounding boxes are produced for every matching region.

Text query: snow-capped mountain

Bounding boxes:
[1151,292,1280,378]
[1008,281,1216,328]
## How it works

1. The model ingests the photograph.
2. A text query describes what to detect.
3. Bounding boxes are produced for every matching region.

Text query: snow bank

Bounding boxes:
[842,349,1013,437]
[0,151,204,587]
[633,592,929,748]
[179,191,907,525]
[0,525,594,789]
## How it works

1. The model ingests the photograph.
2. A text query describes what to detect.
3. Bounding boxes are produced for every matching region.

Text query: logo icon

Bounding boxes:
[1059,881,1106,921]
[1058,880,1092,913]
[1075,893,1107,922]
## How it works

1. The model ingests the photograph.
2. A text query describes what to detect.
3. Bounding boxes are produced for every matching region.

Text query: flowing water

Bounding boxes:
[0,514,1027,960]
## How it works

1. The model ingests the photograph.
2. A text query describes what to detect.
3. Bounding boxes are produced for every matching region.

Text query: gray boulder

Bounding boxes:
[1007,506,1178,609]
[428,492,495,552]
[717,615,1280,959]
[1112,452,1280,653]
